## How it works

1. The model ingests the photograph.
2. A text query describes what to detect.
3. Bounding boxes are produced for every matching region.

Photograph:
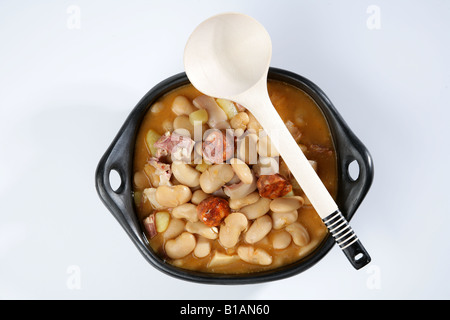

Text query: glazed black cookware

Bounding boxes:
[95,67,374,284]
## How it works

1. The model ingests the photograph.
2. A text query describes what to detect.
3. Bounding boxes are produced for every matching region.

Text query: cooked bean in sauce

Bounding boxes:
[133,80,337,274]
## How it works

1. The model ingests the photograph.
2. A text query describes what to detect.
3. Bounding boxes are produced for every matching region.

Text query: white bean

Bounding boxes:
[150,102,164,114]
[285,222,310,247]
[185,221,218,240]
[219,212,248,248]
[194,236,212,258]
[155,185,192,208]
[271,210,298,230]
[199,164,234,193]
[163,218,185,240]
[172,96,196,116]
[191,189,209,205]
[134,171,149,189]
[240,197,271,220]
[223,173,257,199]
[244,215,272,244]
[171,203,198,222]
[229,192,260,210]
[171,161,201,188]
[213,120,231,130]
[237,133,258,164]
[258,132,279,157]
[173,115,195,137]
[172,128,191,137]
[234,128,245,138]
[230,158,253,184]
[237,245,272,266]
[165,232,196,259]
[270,230,292,249]
[270,197,304,213]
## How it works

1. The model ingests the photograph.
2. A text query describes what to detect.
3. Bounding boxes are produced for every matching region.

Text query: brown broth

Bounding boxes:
[132,80,337,274]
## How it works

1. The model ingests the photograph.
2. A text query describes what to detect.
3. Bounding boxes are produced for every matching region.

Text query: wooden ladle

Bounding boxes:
[184,13,370,269]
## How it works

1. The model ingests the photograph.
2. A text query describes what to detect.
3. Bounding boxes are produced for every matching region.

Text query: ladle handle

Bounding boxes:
[322,210,371,269]
[237,81,371,269]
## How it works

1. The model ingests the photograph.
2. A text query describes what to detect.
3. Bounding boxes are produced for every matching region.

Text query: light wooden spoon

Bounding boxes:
[184,12,370,269]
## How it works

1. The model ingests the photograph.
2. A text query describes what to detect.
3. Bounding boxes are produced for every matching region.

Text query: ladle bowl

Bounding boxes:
[184,13,272,99]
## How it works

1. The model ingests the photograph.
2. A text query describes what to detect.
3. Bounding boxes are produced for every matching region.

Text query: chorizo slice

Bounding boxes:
[197,196,231,227]
[256,174,292,199]
[202,130,233,164]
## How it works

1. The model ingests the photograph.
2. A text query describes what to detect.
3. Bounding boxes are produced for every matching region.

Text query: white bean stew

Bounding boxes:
[133,80,337,274]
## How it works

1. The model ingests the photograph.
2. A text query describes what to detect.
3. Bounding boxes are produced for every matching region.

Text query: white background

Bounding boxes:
[1,0,449,300]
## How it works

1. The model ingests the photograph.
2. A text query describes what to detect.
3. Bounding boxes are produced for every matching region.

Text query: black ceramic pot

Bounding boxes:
[95,67,374,284]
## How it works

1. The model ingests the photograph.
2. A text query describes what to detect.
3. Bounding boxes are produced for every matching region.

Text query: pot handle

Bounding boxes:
[95,124,142,240]
[338,130,374,220]
[334,128,374,269]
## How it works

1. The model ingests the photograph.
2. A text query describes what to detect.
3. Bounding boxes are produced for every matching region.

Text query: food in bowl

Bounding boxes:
[132,80,337,274]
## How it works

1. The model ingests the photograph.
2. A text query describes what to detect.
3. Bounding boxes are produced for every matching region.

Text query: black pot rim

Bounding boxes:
[95,67,374,285]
